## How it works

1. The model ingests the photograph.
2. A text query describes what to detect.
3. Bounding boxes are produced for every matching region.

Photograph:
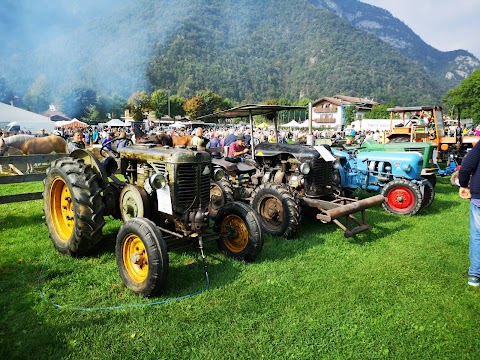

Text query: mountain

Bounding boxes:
[0,0,478,107]
[307,0,480,87]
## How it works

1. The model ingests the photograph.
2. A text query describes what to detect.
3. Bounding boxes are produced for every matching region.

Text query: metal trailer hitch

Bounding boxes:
[301,194,385,238]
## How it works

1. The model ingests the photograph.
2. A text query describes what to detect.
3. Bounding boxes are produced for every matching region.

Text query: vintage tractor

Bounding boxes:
[331,148,435,216]
[43,143,263,297]
[211,142,385,239]
[354,139,438,186]
[200,104,384,239]
[386,105,479,163]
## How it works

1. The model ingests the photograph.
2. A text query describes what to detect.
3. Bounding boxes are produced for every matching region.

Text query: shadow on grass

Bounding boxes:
[0,261,111,360]
[0,212,45,231]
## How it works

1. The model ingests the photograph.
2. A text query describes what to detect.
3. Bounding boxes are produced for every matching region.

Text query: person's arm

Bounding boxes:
[459,142,480,188]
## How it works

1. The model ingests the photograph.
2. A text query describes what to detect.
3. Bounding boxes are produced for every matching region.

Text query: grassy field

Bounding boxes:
[0,177,478,359]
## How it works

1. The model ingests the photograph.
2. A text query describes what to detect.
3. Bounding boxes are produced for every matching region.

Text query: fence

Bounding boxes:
[0,154,67,204]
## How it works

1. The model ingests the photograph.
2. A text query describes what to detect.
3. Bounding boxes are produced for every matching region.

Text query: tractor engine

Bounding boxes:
[119,144,212,234]
[254,142,335,198]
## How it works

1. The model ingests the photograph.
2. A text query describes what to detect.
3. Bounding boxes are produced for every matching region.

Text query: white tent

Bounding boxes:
[298,120,323,128]
[105,118,127,127]
[54,118,88,128]
[280,120,300,128]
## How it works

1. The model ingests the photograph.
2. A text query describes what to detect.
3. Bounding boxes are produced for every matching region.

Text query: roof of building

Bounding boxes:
[0,102,52,124]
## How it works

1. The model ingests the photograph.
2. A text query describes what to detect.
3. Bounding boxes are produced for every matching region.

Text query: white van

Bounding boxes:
[2,121,56,135]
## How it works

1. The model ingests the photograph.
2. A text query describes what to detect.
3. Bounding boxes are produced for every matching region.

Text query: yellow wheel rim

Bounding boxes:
[221,214,249,253]
[122,234,149,284]
[50,177,75,242]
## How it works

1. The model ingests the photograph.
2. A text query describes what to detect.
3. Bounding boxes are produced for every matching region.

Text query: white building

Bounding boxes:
[311,95,378,128]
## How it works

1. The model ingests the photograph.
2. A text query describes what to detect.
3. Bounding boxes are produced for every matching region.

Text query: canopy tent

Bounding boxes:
[256,122,270,129]
[199,104,307,158]
[54,118,88,128]
[280,120,300,128]
[105,118,127,127]
[298,120,323,128]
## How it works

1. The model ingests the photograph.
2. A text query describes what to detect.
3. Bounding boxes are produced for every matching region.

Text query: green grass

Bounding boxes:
[1,178,479,359]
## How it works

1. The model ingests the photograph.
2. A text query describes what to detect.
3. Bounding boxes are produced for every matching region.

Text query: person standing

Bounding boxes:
[68,130,86,152]
[458,141,480,287]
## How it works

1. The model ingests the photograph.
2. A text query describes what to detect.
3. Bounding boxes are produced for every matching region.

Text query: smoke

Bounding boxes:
[0,0,182,100]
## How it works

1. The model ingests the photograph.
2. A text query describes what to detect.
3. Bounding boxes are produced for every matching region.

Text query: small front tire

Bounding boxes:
[381,179,422,215]
[116,218,169,297]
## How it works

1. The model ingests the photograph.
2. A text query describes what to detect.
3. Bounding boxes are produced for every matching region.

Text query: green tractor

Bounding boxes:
[43,143,263,297]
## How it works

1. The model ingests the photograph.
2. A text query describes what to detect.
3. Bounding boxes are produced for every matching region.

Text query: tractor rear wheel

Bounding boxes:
[421,180,435,209]
[209,179,234,219]
[215,201,263,262]
[381,179,422,215]
[251,183,300,238]
[43,157,105,256]
[116,218,169,297]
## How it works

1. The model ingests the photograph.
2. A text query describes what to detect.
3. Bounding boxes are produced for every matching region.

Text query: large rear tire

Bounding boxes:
[116,218,169,297]
[251,183,300,238]
[215,201,263,262]
[381,179,422,215]
[43,157,105,256]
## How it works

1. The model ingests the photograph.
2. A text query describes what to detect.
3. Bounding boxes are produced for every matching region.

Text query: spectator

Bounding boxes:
[116,131,129,151]
[227,135,249,161]
[68,130,85,152]
[191,127,207,149]
[223,128,237,147]
[207,132,222,158]
[458,141,480,287]
[92,127,99,144]
[102,132,115,150]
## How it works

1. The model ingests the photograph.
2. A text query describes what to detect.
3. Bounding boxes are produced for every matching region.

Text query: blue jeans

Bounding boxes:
[469,203,480,277]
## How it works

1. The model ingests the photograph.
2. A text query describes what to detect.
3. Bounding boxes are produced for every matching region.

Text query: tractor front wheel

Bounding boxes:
[116,218,169,297]
[381,179,422,215]
[215,202,263,262]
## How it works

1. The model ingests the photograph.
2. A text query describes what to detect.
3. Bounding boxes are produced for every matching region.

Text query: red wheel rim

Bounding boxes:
[386,186,415,212]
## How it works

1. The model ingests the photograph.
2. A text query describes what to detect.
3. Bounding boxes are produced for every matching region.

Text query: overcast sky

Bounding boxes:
[361,0,480,59]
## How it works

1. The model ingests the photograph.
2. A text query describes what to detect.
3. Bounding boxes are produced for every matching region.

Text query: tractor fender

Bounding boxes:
[69,149,114,187]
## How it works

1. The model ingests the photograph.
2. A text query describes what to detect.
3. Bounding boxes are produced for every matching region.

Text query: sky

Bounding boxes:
[361,0,480,59]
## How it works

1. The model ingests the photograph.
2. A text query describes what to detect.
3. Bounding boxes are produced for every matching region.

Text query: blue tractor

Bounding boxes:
[332,148,435,215]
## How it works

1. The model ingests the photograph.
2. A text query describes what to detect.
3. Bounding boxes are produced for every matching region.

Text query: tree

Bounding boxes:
[96,93,127,121]
[83,104,101,123]
[23,75,50,113]
[183,96,204,119]
[443,69,480,122]
[128,91,151,122]
[197,89,225,115]
[169,95,186,117]
[0,77,13,105]
[61,86,97,119]
[368,104,390,119]
[150,89,169,118]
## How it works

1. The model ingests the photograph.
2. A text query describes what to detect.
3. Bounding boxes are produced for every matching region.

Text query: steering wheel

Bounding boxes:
[100,138,133,158]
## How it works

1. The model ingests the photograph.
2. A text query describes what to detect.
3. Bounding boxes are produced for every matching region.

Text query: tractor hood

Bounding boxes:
[120,144,211,163]
[255,142,331,163]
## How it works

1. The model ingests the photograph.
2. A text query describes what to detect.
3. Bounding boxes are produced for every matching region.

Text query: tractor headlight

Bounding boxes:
[214,168,225,181]
[300,162,311,175]
[202,166,211,176]
[150,173,167,190]
[333,159,341,169]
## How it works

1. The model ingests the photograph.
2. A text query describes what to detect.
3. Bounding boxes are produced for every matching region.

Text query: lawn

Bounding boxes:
[0,177,478,359]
